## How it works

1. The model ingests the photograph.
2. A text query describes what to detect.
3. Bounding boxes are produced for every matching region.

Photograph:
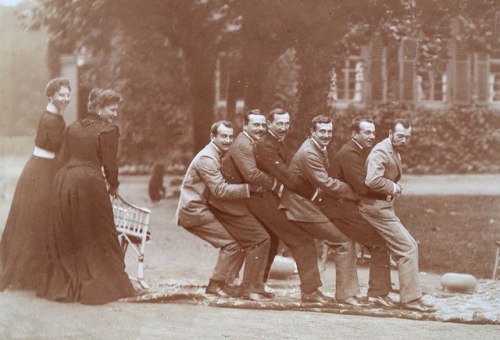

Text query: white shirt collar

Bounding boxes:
[268,130,284,142]
[210,142,223,154]
[351,138,363,150]
[310,137,326,152]
[243,131,256,144]
[46,102,59,114]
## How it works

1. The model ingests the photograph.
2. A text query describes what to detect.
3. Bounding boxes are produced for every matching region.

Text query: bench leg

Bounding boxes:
[493,247,500,280]
[137,255,149,289]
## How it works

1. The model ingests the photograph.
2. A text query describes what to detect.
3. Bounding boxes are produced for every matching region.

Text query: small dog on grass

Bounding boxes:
[148,163,166,203]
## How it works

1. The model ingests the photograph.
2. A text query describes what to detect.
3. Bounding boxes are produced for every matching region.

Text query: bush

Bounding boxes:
[287,104,500,175]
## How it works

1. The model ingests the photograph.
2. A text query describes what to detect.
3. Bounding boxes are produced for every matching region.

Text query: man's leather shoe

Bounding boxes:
[242,292,274,301]
[337,297,371,308]
[367,295,397,308]
[400,299,436,313]
[205,280,229,297]
[301,289,332,304]
[221,284,244,298]
[257,291,275,299]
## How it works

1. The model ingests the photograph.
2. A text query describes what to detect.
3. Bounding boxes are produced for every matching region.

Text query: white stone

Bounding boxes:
[440,272,477,294]
[269,256,296,280]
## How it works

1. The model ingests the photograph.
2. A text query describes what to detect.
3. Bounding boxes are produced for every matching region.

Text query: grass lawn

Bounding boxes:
[395,196,500,279]
[0,145,498,280]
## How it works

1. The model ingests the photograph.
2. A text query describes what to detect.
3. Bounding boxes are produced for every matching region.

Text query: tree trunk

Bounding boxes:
[292,45,333,149]
[186,53,217,154]
[225,70,242,123]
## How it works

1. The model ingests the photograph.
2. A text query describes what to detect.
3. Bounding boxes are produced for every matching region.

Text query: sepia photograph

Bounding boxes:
[0,0,499,338]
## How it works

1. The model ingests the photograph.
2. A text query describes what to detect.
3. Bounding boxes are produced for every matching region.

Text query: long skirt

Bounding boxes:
[37,165,135,305]
[0,156,58,291]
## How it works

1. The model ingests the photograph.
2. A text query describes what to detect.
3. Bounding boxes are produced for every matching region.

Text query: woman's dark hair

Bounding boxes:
[88,88,122,113]
[45,77,71,98]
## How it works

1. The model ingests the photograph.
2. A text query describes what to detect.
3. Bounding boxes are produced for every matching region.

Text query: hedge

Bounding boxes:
[119,104,500,175]
[327,104,500,174]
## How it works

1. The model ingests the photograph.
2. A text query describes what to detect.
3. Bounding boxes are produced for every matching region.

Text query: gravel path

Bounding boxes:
[0,170,499,338]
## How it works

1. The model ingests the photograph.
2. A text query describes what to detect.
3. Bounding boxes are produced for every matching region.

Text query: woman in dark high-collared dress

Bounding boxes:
[38,88,135,305]
[0,78,71,291]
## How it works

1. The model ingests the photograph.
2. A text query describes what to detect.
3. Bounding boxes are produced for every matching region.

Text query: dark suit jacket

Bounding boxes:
[220,132,275,189]
[254,131,314,198]
[322,139,385,219]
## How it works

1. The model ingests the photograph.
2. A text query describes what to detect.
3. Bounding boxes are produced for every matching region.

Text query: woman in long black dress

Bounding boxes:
[0,78,71,291]
[39,88,135,304]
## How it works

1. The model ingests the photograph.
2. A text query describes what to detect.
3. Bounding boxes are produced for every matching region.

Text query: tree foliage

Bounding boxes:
[30,0,234,158]
[28,0,500,165]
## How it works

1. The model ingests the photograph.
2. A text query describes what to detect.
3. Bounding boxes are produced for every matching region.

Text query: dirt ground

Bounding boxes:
[1,170,500,339]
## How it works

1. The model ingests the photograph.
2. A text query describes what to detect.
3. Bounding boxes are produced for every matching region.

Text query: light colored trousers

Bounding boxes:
[185,221,245,283]
[294,220,359,300]
[359,199,422,303]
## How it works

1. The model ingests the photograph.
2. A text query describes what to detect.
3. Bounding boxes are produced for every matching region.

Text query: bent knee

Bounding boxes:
[327,239,356,253]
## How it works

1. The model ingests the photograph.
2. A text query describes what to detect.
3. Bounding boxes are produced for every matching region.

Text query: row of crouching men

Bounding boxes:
[175,108,435,312]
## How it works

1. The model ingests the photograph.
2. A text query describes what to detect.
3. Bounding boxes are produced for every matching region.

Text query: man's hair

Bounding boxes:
[310,114,332,131]
[267,108,288,123]
[351,115,374,133]
[391,118,411,131]
[45,77,71,98]
[210,120,233,137]
[243,108,264,125]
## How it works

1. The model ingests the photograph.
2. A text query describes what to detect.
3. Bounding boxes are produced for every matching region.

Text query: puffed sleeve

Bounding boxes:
[98,124,120,192]
[35,113,66,152]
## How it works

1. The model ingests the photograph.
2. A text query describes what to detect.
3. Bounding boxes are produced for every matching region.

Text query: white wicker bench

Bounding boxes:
[111,194,151,289]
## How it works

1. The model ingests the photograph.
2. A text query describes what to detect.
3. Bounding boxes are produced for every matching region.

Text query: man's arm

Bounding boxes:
[254,140,295,189]
[301,150,357,199]
[255,140,318,198]
[335,149,371,196]
[365,148,397,195]
[196,155,250,199]
[231,141,275,189]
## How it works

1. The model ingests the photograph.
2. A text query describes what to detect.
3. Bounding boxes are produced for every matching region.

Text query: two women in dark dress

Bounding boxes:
[38,88,136,304]
[0,78,70,291]
[1,81,136,304]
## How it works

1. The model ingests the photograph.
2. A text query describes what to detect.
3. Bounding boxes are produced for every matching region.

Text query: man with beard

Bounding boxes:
[222,108,330,304]
[358,119,435,312]
[281,115,366,306]
[175,120,269,299]
[321,116,395,308]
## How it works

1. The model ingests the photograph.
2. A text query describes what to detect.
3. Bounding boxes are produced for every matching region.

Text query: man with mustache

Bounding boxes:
[206,114,275,301]
[219,109,279,290]
[222,108,330,304]
[280,115,365,306]
[358,119,435,312]
[175,120,269,300]
[320,116,395,308]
